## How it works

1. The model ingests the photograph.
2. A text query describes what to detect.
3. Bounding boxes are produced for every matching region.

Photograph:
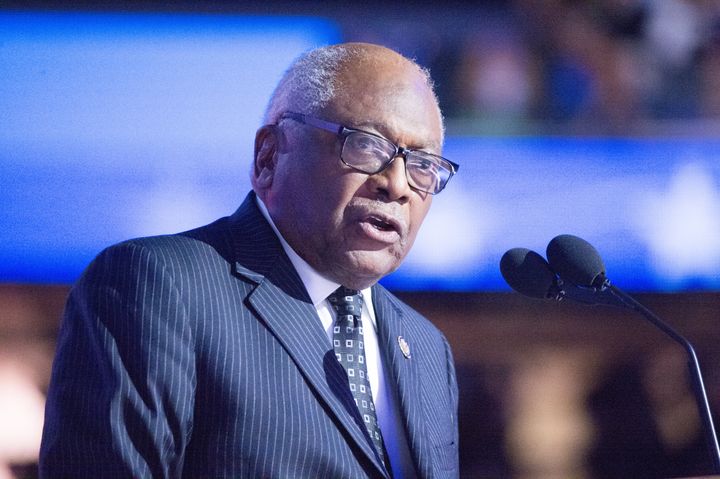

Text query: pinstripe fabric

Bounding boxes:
[40,192,459,478]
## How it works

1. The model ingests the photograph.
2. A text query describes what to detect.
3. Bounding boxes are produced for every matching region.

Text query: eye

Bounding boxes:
[354,135,373,150]
[410,156,439,175]
[417,158,434,171]
[407,155,443,191]
[348,132,387,154]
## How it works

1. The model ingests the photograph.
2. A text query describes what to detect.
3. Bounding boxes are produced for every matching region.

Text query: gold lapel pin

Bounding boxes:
[397,336,411,359]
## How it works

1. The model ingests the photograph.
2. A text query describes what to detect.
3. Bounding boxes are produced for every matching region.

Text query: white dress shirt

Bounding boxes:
[256,197,416,478]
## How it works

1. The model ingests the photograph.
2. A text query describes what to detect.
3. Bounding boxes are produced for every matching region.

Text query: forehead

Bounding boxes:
[323,57,443,152]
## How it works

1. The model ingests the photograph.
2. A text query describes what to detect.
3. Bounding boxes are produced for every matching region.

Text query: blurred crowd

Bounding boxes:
[10,0,720,134]
[341,0,720,135]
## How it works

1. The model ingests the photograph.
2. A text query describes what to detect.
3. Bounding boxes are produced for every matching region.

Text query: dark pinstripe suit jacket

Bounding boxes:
[40,192,459,478]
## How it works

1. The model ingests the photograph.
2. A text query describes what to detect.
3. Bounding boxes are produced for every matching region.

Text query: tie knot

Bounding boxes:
[328,287,363,324]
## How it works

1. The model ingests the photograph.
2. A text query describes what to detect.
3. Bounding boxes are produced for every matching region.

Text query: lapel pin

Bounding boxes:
[397,336,411,359]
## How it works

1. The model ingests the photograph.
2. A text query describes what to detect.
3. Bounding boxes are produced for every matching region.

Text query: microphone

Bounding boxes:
[544,234,720,473]
[500,247,620,306]
[546,234,607,288]
[499,248,559,300]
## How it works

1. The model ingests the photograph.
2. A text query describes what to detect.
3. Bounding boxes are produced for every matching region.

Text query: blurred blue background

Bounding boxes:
[2,10,719,291]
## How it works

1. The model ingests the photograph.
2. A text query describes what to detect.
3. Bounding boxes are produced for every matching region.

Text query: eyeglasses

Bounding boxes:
[279,111,459,195]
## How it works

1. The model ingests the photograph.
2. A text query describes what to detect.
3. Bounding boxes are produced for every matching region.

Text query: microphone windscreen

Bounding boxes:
[546,234,606,287]
[500,248,557,299]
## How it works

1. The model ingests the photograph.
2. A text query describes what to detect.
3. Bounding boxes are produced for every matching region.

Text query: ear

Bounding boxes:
[253,125,280,191]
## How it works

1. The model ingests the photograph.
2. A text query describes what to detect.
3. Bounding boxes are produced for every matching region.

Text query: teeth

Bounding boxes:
[369,217,393,231]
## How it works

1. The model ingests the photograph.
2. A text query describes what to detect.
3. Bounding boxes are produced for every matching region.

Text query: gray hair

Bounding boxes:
[263,43,442,132]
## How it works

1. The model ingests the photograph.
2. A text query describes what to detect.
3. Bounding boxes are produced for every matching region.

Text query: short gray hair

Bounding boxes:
[263,43,442,131]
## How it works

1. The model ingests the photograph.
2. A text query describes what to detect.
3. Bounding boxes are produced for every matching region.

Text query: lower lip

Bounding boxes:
[356,220,400,244]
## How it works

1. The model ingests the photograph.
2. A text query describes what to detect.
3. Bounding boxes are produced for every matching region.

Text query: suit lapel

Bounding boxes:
[227,193,388,477]
[373,286,433,478]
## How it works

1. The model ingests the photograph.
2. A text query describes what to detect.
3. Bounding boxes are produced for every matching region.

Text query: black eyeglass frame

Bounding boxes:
[278,111,459,195]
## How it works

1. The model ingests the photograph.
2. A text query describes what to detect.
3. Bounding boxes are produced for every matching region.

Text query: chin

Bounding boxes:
[336,250,402,288]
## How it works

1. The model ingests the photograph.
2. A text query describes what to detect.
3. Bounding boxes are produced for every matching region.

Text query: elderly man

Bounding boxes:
[40,42,459,478]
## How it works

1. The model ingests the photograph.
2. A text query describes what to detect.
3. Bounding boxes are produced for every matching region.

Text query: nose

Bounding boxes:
[370,155,411,202]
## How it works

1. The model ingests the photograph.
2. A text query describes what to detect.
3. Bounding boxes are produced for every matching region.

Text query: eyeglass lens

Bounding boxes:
[342,131,451,194]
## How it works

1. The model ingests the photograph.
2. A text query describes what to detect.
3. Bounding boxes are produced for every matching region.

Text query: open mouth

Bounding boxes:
[349,202,406,245]
[367,215,396,232]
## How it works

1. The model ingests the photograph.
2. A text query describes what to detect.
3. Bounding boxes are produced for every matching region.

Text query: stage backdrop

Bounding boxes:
[2,11,719,291]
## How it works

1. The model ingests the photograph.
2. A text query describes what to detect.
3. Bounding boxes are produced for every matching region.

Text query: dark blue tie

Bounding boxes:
[328,286,389,470]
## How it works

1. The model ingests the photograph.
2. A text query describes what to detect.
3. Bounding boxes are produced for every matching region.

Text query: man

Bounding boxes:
[40,42,459,478]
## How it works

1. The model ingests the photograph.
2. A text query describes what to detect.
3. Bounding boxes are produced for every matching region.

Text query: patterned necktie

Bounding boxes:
[328,287,389,471]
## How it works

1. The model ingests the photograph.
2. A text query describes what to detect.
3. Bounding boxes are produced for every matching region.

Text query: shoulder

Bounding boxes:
[84,191,269,276]
[65,217,242,339]
[78,192,280,288]
[83,216,234,280]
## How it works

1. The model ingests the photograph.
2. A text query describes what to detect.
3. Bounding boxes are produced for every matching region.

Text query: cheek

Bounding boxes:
[309,177,361,229]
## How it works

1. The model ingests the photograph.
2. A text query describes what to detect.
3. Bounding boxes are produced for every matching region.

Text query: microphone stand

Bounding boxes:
[502,239,720,471]
[596,280,720,473]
